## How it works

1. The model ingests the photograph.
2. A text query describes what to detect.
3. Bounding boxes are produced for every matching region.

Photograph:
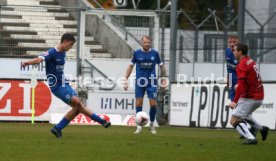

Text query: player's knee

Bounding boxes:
[75,110,80,115]
[72,108,80,115]
[71,97,82,108]
[68,108,79,116]
[136,98,143,107]
[149,100,157,107]
[149,103,157,107]
[230,116,236,125]
[230,116,242,127]
[136,103,143,107]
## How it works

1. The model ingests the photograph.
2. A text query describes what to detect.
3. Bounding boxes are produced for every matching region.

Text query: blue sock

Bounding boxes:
[136,107,142,113]
[149,107,156,122]
[55,117,70,130]
[90,113,105,125]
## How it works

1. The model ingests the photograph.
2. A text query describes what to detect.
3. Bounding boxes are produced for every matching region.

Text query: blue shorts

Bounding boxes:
[52,84,77,104]
[135,84,157,99]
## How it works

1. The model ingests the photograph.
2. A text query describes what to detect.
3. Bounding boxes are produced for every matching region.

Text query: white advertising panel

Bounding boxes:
[170,83,276,130]
[0,58,77,80]
[253,84,276,129]
[207,85,232,128]
[86,91,150,116]
[169,85,192,126]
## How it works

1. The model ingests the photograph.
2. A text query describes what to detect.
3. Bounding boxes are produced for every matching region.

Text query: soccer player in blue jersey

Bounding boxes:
[21,33,111,138]
[225,35,239,101]
[124,36,167,134]
[225,35,257,138]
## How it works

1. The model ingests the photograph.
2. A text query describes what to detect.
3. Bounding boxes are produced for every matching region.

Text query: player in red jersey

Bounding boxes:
[229,43,269,145]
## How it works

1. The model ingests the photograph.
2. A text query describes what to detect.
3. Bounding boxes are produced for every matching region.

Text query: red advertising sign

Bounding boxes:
[70,114,110,125]
[0,80,52,116]
[126,115,136,126]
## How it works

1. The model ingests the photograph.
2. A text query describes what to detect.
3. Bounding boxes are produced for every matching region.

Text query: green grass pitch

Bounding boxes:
[0,123,275,161]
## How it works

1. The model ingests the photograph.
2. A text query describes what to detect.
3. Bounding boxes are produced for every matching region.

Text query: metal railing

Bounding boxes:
[83,59,116,90]
[88,0,142,45]
[158,8,276,64]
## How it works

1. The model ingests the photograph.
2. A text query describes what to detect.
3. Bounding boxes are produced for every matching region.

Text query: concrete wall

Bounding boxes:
[56,0,82,19]
[56,0,136,58]
[87,15,136,58]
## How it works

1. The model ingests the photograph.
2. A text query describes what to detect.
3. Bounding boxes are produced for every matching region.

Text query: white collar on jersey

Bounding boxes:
[55,47,61,52]
[55,47,66,53]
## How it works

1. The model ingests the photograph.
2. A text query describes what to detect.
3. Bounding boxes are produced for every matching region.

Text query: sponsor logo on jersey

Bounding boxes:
[141,62,153,68]
[56,65,64,70]
[227,62,237,69]
[65,94,70,100]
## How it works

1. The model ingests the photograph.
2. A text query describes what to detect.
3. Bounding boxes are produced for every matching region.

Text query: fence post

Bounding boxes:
[77,6,86,88]
[226,0,234,24]
[168,0,178,124]
[153,13,160,50]
[157,0,160,10]
[169,0,178,83]
[238,0,246,42]
[125,28,128,41]
[160,11,166,61]
[194,29,199,63]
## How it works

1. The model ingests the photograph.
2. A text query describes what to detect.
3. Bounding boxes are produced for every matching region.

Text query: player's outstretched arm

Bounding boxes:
[124,64,134,91]
[21,57,44,68]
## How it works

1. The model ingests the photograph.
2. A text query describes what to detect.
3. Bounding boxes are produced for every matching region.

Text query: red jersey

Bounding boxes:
[233,56,264,103]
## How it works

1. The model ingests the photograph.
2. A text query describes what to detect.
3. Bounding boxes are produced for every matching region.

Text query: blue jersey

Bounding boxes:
[131,48,163,81]
[39,47,66,91]
[225,48,238,86]
[225,48,238,101]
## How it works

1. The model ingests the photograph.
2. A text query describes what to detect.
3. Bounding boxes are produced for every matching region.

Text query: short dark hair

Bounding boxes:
[61,33,76,43]
[235,43,248,55]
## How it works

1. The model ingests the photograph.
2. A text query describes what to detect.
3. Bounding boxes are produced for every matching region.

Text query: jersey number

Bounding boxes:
[253,65,261,81]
